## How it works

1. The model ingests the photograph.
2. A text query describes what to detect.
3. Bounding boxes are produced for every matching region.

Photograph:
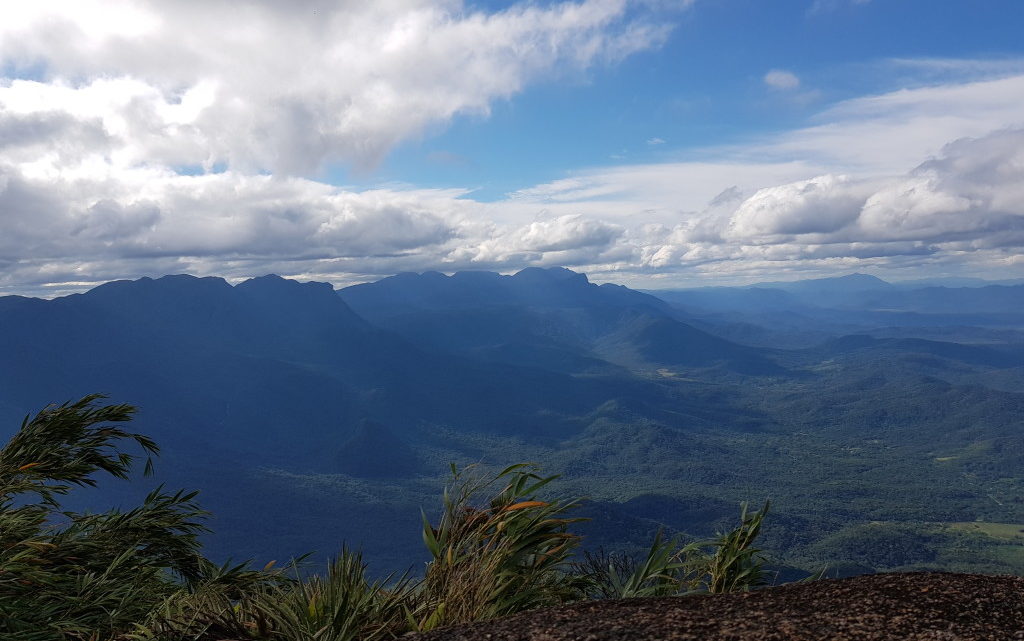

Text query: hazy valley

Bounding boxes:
[2,267,1022,577]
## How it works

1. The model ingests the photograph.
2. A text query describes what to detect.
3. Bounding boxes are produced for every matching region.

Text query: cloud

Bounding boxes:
[732,73,1024,176]
[492,73,1024,285]
[708,186,743,208]
[856,129,1024,244]
[0,165,462,261]
[0,152,634,293]
[646,137,666,145]
[882,57,1024,85]
[635,127,1024,282]
[726,174,867,240]
[0,0,673,174]
[2,34,1024,291]
[0,0,686,293]
[10,118,1020,292]
[763,69,800,90]
[452,215,625,267]
[713,129,1024,248]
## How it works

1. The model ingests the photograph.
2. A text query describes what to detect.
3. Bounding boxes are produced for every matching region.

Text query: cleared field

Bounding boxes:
[946,522,1024,540]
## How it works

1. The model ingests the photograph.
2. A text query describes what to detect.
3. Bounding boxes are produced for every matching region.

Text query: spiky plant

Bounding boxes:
[574,531,702,599]
[573,501,772,599]
[129,558,286,641]
[1,393,781,639]
[0,395,210,639]
[251,548,413,641]
[701,500,770,594]
[570,547,640,599]
[416,463,586,630]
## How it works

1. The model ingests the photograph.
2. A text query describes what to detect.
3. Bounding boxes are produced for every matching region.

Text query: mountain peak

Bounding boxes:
[754,272,893,293]
[83,274,233,301]
[836,273,891,285]
[340,267,668,317]
[512,266,590,284]
[236,274,336,296]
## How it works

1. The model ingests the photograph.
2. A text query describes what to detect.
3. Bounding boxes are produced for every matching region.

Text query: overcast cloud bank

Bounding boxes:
[1,1,1022,294]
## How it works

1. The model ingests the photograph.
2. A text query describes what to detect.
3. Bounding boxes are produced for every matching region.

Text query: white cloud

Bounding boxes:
[492,72,1024,285]
[0,166,463,262]
[757,73,1024,173]
[726,174,869,240]
[647,137,666,145]
[856,129,1024,244]
[0,0,685,293]
[0,0,672,174]
[2,12,1024,294]
[883,57,1024,84]
[763,69,800,90]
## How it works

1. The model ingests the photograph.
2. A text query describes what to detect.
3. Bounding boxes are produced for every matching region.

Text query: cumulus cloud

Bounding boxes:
[0,0,685,293]
[1,4,1023,295]
[495,73,1024,286]
[714,128,1024,250]
[0,0,671,174]
[726,174,868,239]
[447,215,626,269]
[0,166,461,261]
[857,129,1024,244]
[641,127,1024,281]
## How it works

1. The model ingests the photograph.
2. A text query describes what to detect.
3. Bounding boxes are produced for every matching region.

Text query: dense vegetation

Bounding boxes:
[1,396,775,640]
[0,268,1021,576]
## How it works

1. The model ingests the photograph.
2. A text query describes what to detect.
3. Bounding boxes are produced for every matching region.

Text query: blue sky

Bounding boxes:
[370,0,1024,196]
[1,0,1024,295]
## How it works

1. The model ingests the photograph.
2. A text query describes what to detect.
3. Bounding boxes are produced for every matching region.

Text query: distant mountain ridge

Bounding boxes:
[341,267,670,316]
[651,272,1024,314]
[0,271,691,564]
[339,267,775,374]
[0,268,790,565]
[646,272,1024,349]
[0,267,1021,575]
[752,272,894,294]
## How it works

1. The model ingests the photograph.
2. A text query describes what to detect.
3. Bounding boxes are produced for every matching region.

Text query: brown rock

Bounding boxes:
[410,572,1024,641]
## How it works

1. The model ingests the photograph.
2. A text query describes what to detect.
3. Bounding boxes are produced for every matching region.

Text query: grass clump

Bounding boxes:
[253,550,414,641]
[703,500,770,593]
[573,501,770,599]
[415,463,586,630]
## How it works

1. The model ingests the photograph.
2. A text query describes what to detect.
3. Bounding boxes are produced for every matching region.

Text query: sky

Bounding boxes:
[2,0,1024,296]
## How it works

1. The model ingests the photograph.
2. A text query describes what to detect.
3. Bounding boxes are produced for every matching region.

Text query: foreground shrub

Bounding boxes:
[703,500,770,593]
[573,531,691,599]
[0,395,777,640]
[574,501,771,598]
[415,463,586,630]
[0,395,209,639]
[130,559,284,640]
[253,549,413,641]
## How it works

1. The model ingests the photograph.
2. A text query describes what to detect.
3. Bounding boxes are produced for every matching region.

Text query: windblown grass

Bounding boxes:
[414,463,587,630]
[1,395,778,640]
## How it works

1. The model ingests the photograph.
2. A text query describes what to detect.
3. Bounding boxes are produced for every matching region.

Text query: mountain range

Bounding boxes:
[0,268,1022,575]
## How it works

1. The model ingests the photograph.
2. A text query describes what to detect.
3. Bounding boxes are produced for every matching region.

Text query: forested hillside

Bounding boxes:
[1,268,1022,576]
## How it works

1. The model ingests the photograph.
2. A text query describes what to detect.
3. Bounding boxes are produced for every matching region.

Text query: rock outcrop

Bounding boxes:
[412,572,1024,641]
